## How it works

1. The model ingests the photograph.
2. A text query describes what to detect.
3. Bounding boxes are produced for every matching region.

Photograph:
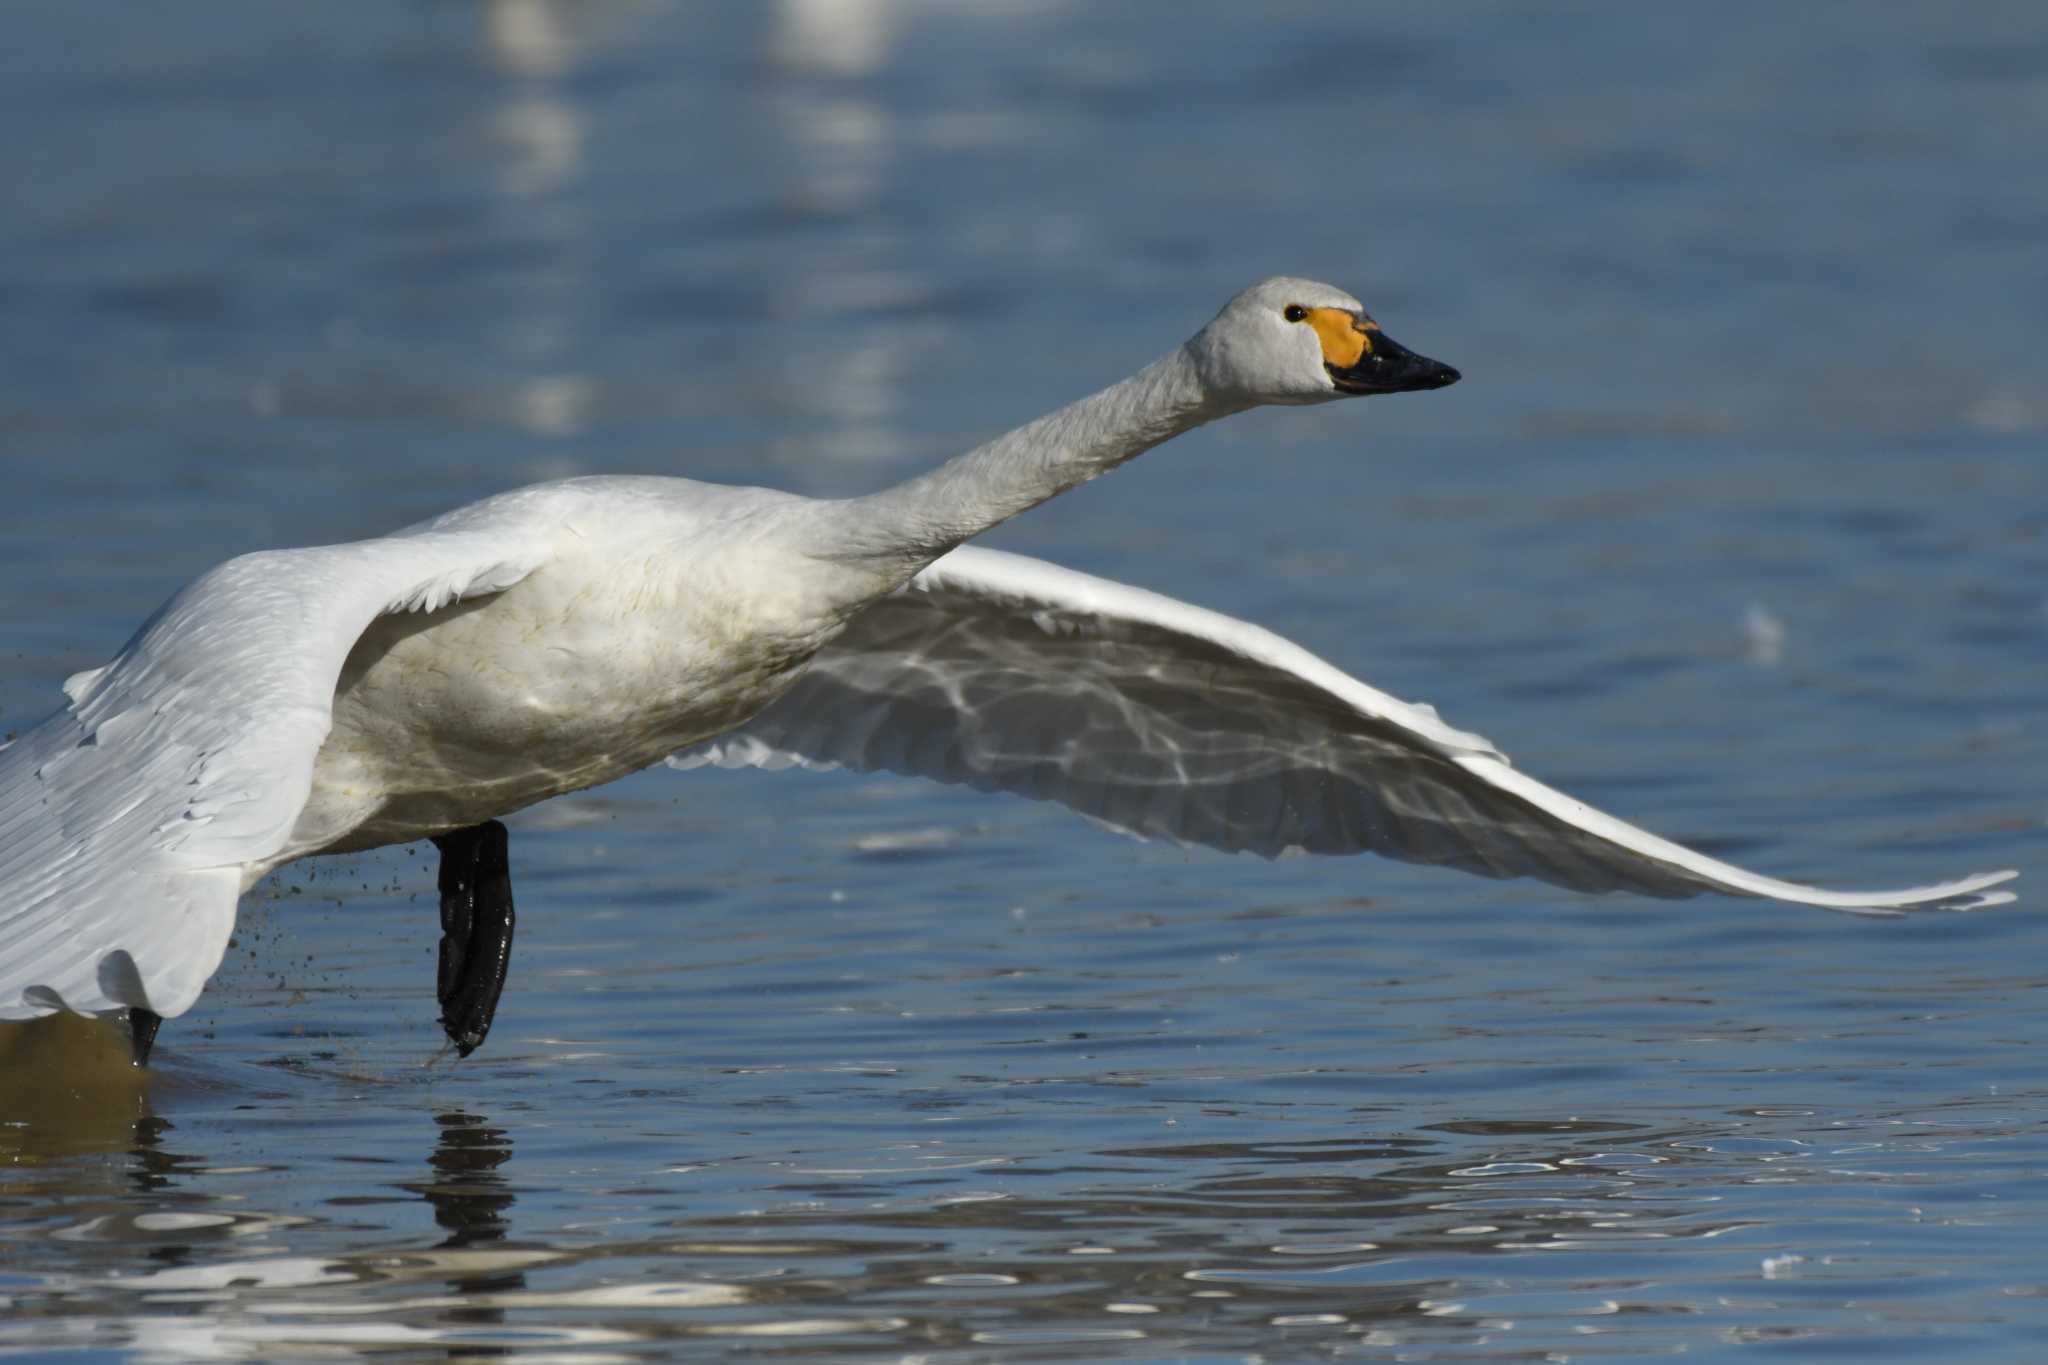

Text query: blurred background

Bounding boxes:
[1,3,2044,1360]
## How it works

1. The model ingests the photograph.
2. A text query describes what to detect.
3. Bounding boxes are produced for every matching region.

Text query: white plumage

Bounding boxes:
[0,278,2016,1029]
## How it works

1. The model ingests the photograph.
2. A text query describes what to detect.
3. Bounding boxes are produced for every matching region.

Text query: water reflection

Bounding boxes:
[479,0,606,199]
[768,0,899,77]
[481,0,644,80]
[0,1011,151,1166]
[761,0,919,466]
[402,1108,528,1352]
[416,1110,519,1251]
[516,1110,1785,1354]
[0,1082,2035,1358]
[473,0,614,445]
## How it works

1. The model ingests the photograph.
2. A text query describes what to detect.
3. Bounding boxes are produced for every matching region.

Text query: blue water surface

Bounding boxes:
[2,3,2044,1360]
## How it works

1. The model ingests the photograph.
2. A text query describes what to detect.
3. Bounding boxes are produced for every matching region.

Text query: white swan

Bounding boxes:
[0,278,2016,1060]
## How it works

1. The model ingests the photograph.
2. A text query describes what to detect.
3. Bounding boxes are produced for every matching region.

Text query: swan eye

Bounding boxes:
[1283,304,1307,323]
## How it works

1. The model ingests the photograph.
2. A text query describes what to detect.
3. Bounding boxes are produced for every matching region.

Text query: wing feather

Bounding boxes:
[0,528,548,1020]
[675,546,2016,914]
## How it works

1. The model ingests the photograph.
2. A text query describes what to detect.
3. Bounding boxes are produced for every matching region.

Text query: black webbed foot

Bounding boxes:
[430,820,517,1057]
[129,1007,162,1067]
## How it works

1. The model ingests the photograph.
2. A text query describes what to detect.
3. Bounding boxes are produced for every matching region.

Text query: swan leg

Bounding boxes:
[129,1007,162,1067]
[430,821,517,1058]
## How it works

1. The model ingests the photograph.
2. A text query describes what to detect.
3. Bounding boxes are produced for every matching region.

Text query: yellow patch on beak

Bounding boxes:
[1304,307,1374,368]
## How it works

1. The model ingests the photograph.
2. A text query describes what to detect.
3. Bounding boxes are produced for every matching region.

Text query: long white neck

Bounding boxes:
[820,343,1228,585]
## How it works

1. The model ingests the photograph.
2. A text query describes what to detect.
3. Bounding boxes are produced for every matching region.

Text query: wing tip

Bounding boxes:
[1838,867,2019,916]
[1934,868,2019,913]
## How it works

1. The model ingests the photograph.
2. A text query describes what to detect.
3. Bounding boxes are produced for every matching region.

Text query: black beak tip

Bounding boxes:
[1326,349,1462,396]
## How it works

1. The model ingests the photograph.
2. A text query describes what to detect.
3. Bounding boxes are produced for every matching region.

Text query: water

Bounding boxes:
[2,2,2044,1359]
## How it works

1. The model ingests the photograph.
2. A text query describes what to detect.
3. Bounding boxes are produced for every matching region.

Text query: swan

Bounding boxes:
[0,278,2016,1066]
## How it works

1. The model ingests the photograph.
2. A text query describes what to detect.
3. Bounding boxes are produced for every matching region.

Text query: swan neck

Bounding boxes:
[834,345,1222,577]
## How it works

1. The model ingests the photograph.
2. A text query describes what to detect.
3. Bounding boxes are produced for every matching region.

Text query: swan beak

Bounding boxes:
[1318,312,1461,396]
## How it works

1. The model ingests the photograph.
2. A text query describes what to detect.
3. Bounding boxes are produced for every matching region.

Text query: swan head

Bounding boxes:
[1187,277,1461,406]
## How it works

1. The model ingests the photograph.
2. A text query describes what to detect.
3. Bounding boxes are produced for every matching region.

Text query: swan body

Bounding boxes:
[0,278,2016,1037]
[288,479,856,856]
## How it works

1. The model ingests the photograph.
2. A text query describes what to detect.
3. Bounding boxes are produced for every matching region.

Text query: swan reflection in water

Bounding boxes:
[404,1108,529,1324]
[0,1066,550,1357]
[0,1011,152,1166]
[0,1056,1909,1357]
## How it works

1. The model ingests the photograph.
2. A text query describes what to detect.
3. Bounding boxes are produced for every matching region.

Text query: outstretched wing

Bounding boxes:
[675,546,2016,913]
[0,525,548,1020]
